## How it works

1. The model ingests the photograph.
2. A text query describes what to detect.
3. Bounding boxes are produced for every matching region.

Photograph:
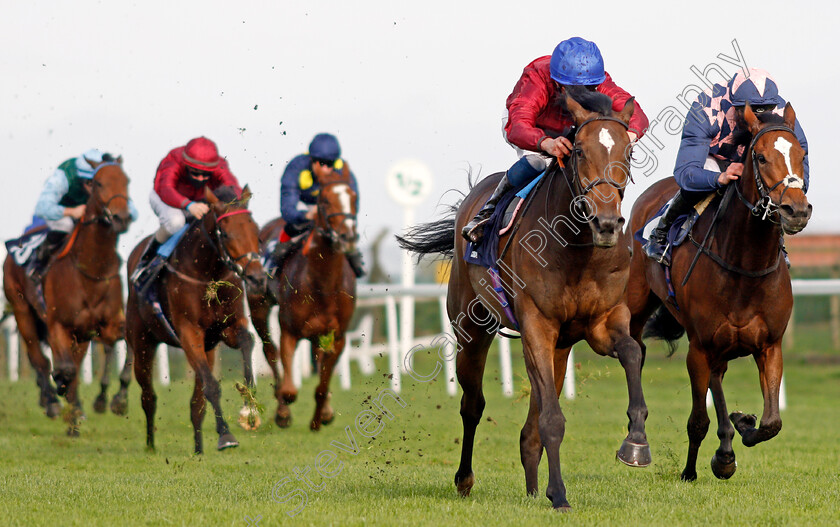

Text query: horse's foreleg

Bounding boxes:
[94,343,114,413]
[132,339,157,451]
[278,329,299,404]
[309,335,344,431]
[732,342,783,447]
[708,365,737,479]
[110,343,133,416]
[190,370,207,455]
[181,327,238,452]
[251,300,287,427]
[223,322,261,431]
[21,326,60,417]
[682,343,711,481]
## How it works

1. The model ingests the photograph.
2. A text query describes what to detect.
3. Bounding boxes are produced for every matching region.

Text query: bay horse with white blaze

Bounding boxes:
[398,89,649,510]
[3,160,133,435]
[627,103,811,481]
[126,185,267,454]
[247,164,357,431]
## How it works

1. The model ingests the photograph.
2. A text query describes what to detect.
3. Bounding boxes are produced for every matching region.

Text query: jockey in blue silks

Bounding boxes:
[267,133,365,278]
[643,68,809,265]
[29,148,137,287]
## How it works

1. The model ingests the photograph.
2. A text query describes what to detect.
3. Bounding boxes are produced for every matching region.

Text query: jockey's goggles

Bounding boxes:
[312,158,335,168]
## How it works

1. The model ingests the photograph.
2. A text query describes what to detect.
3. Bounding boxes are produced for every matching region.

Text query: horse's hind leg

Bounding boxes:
[110,343,133,416]
[190,370,207,455]
[309,334,344,431]
[250,299,289,428]
[708,365,737,479]
[14,303,61,417]
[94,343,114,413]
[520,346,571,496]
[731,342,783,447]
[682,342,711,481]
[132,339,157,451]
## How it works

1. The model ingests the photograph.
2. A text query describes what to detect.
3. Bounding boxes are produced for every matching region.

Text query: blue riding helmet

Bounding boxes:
[76,148,105,179]
[728,68,783,107]
[549,37,606,86]
[308,133,341,162]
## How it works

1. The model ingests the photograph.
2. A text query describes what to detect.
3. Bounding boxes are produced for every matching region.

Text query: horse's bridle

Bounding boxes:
[735,124,802,222]
[564,116,632,215]
[203,209,262,278]
[81,162,131,227]
[315,179,358,247]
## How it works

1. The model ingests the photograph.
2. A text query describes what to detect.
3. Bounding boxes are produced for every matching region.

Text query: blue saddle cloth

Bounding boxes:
[464,173,544,269]
[633,198,704,263]
[5,217,48,266]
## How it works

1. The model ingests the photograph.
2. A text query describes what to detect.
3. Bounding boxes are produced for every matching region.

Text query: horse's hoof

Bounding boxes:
[66,426,80,437]
[282,392,298,404]
[454,472,475,497]
[680,469,698,482]
[275,412,292,428]
[93,394,107,414]
[45,402,62,419]
[217,433,239,451]
[238,407,261,431]
[310,419,322,432]
[730,412,757,436]
[110,395,128,416]
[616,439,652,467]
[710,454,737,480]
[320,411,335,426]
[554,505,572,512]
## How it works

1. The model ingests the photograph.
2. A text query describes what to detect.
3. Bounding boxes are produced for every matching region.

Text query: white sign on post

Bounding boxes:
[387,160,433,380]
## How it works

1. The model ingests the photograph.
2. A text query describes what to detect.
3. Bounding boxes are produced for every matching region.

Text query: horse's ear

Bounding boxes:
[116,155,124,165]
[743,102,762,135]
[84,157,102,170]
[204,186,219,205]
[564,94,591,125]
[617,97,635,126]
[783,102,796,130]
[240,185,252,206]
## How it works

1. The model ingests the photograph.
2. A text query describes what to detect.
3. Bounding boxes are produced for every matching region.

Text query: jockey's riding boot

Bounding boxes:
[461,174,514,245]
[643,193,693,266]
[268,236,301,272]
[135,255,167,303]
[131,239,163,299]
[346,249,366,278]
[27,231,67,289]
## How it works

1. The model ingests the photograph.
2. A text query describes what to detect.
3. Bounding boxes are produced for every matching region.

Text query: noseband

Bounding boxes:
[736,125,801,222]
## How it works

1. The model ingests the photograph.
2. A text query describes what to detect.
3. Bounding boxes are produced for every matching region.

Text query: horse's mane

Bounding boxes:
[559,84,614,116]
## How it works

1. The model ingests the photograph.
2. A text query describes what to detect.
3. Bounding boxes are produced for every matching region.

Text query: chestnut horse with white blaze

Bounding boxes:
[248,165,358,431]
[627,103,811,481]
[3,160,133,435]
[398,89,650,510]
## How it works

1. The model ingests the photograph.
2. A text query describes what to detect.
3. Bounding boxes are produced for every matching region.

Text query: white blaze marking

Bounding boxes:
[773,137,804,189]
[599,128,615,154]
[333,184,352,213]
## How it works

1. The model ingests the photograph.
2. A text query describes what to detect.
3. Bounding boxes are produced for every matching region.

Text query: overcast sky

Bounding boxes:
[2,0,837,278]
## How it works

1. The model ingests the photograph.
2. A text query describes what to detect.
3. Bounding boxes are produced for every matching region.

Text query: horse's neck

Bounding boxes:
[537,169,593,248]
[174,223,227,279]
[713,166,781,269]
[72,220,119,274]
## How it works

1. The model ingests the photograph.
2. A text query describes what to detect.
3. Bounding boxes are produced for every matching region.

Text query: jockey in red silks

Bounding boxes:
[131,137,242,298]
[642,68,810,265]
[462,37,649,244]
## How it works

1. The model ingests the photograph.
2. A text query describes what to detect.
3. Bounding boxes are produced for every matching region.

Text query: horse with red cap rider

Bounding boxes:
[462,36,649,244]
[131,137,243,298]
[642,68,810,265]
[265,133,365,277]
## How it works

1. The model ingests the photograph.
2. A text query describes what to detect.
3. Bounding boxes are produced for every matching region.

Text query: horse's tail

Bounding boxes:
[395,216,457,262]
[642,305,685,357]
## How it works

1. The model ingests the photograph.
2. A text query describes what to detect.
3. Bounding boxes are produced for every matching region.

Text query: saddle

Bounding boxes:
[634,191,718,264]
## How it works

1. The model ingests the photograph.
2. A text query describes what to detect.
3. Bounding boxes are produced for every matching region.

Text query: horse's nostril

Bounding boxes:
[780,204,795,217]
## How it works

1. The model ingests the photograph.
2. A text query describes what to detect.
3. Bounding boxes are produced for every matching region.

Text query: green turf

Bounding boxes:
[1,341,838,526]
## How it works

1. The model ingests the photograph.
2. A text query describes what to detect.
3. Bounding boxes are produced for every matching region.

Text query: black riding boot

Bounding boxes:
[266,234,305,274]
[643,193,694,266]
[131,239,163,301]
[346,249,366,278]
[461,174,514,244]
[27,231,67,289]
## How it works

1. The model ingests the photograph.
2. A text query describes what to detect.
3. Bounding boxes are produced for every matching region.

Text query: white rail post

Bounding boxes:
[385,294,401,392]
[115,340,127,372]
[498,337,514,396]
[7,327,20,382]
[157,345,171,385]
[438,295,457,396]
[82,343,94,384]
[337,346,351,390]
[779,375,787,411]
[564,348,575,400]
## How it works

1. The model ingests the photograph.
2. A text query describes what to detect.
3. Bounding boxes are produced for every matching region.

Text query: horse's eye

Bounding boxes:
[574,147,584,158]
[756,154,767,164]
